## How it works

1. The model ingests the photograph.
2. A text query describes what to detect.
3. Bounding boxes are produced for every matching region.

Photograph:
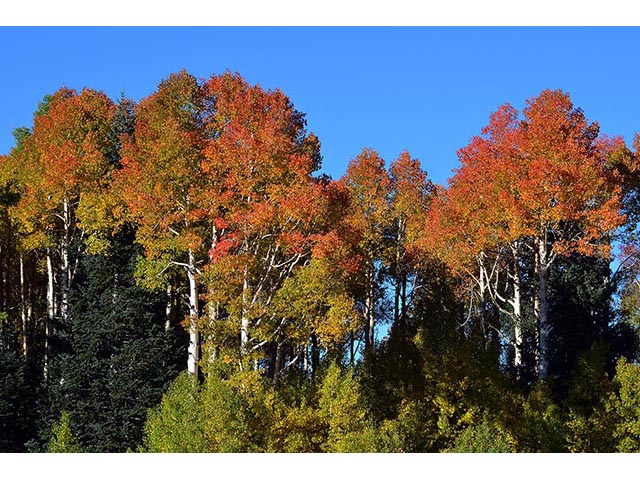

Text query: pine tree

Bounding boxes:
[46,227,178,452]
[0,332,35,451]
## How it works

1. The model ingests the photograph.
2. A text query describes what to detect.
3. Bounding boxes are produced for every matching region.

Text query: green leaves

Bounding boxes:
[47,412,83,453]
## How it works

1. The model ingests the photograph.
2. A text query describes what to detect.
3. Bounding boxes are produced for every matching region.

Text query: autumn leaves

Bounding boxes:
[426,90,629,380]
[1,70,631,384]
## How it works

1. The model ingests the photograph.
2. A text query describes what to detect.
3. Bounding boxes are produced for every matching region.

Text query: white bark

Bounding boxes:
[60,196,71,324]
[513,288,523,370]
[511,243,524,373]
[45,249,55,378]
[165,283,173,332]
[240,266,249,358]
[474,261,486,337]
[364,265,375,361]
[19,254,28,358]
[187,249,199,377]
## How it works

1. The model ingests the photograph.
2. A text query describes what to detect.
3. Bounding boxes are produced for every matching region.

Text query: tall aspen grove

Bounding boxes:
[3,70,640,453]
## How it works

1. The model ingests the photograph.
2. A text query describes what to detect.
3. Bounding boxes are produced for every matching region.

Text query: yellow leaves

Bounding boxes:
[271,258,359,347]
[76,190,118,255]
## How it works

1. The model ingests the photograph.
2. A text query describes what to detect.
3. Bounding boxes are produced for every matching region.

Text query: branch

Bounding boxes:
[486,323,516,348]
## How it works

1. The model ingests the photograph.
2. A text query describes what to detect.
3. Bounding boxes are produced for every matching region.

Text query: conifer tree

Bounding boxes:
[46,227,177,452]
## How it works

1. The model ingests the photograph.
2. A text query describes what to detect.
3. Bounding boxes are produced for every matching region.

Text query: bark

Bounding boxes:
[394,225,401,328]
[45,248,55,378]
[394,271,400,327]
[364,265,375,363]
[19,254,28,357]
[187,249,199,377]
[475,260,486,338]
[302,343,308,373]
[165,283,173,332]
[395,217,408,336]
[60,196,71,324]
[240,266,249,359]
[511,243,524,377]
[349,331,355,367]
[207,227,218,362]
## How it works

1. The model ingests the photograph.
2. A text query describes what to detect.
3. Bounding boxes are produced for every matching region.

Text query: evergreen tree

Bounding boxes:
[0,332,35,451]
[46,227,178,452]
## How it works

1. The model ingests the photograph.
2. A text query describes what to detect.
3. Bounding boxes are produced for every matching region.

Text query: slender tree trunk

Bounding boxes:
[349,331,355,367]
[207,227,218,363]
[511,243,524,377]
[302,343,308,373]
[394,218,407,336]
[45,248,55,378]
[394,272,400,327]
[60,197,71,324]
[19,254,28,358]
[240,266,249,359]
[536,238,551,381]
[364,265,375,363]
[165,283,173,332]
[475,260,486,337]
[187,249,199,377]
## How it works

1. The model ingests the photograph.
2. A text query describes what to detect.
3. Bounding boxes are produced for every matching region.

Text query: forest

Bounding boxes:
[1,69,640,453]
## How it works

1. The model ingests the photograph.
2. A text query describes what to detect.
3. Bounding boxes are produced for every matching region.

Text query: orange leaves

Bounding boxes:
[429,89,625,280]
[115,71,210,259]
[7,87,117,252]
[340,148,392,251]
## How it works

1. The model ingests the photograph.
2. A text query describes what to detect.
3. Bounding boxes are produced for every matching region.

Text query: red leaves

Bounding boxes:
[209,234,237,262]
[429,89,625,278]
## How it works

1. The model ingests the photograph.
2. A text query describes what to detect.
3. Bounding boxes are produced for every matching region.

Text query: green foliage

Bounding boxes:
[318,363,379,452]
[608,358,640,452]
[561,344,616,452]
[133,254,173,292]
[548,254,618,391]
[48,412,83,453]
[47,229,178,452]
[448,418,516,453]
[0,336,33,452]
[512,382,565,452]
[142,372,206,452]
[199,366,274,452]
[2,72,640,454]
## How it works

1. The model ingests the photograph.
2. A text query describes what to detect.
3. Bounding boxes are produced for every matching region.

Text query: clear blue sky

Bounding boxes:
[1,27,639,186]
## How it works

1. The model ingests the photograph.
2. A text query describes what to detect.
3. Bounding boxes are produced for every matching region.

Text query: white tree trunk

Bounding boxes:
[165,283,173,332]
[364,265,375,362]
[187,249,199,377]
[60,196,71,324]
[45,249,55,378]
[511,243,524,374]
[240,267,249,359]
[19,254,28,358]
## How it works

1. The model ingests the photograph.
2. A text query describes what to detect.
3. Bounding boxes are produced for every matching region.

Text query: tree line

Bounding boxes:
[2,70,640,452]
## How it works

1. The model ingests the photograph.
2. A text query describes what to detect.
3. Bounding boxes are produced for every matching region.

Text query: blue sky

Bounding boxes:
[1,27,639,186]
